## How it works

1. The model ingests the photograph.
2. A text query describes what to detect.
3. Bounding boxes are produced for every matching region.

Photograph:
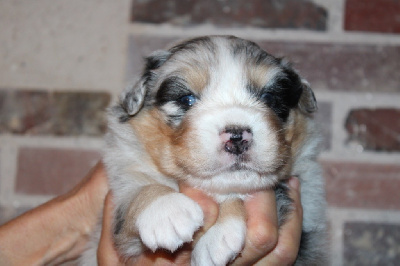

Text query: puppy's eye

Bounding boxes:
[261,92,276,105]
[179,94,197,107]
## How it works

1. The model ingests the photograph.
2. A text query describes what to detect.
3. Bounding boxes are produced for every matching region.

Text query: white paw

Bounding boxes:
[192,218,246,266]
[136,193,204,252]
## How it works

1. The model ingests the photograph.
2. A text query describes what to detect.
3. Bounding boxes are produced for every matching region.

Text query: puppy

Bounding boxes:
[81,35,327,265]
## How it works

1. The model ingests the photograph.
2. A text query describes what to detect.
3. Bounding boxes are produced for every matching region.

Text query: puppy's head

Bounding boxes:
[116,36,317,193]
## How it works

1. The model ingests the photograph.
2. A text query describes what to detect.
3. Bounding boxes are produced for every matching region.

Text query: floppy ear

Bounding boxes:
[120,50,171,117]
[298,79,318,114]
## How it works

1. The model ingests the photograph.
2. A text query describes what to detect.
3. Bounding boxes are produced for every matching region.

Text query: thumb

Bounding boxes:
[179,183,219,244]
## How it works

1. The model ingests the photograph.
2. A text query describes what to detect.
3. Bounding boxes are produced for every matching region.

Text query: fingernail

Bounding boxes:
[288,176,300,191]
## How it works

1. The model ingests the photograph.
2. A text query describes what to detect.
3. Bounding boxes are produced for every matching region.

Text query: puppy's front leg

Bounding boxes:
[113,184,204,258]
[192,198,246,266]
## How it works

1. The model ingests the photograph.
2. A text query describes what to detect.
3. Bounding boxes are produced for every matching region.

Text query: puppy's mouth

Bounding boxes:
[221,153,264,175]
[193,155,257,178]
[229,163,251,172]
[229,154,251,170]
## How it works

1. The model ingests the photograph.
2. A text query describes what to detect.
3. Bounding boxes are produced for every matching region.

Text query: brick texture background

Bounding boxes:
[345,0,400,34]
[1,0,399,265]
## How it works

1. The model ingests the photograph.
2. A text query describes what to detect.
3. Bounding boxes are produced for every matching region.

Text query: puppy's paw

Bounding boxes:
[136,193,204,252]
[192,217,246,266]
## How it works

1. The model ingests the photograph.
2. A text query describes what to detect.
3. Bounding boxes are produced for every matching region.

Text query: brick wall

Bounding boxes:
[0,0,399,265]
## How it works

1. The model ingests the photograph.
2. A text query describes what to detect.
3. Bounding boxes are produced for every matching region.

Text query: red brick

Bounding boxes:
[0,90,50,134]
[51,92,110,136]
[345,108,400,152]
[16,147,101,195]
[345,0,400,33]
[126,36,400,92]
[257,42,400,93]
[131,0,327,30]
[322,161,400,210]
[0,90,110,136]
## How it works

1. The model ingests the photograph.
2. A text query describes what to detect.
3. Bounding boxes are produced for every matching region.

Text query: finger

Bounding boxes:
[232,189,279,265]
[97,192,124,266]
[179,183,219,243]
[255,176,303,266]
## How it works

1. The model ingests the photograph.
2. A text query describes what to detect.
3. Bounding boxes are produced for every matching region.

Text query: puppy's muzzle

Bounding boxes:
[221,126,252,155]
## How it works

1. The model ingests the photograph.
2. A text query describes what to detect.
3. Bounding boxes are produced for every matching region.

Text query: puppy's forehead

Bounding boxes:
[160,36,281,94]
[158,37,216,93]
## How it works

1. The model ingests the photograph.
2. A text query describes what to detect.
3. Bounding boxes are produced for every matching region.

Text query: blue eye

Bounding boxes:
[261,92,275,105]
[179,94,197,107]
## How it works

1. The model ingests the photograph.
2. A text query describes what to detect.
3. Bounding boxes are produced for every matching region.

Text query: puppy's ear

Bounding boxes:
[120,50,171,117]
[120,79,147,116]
[298,79,318,114]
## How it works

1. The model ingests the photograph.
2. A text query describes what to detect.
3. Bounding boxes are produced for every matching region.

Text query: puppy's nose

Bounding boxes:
[222,127,252,155]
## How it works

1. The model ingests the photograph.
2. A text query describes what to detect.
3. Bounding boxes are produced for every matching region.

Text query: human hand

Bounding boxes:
[0,161,110,265]
[97,177,303,265]
[233,176,303,265]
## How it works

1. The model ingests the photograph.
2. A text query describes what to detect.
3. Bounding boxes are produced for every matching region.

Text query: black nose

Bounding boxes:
[223,127,252,155]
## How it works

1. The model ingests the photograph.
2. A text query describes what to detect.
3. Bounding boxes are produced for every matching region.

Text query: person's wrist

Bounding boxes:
[64,162,109,236]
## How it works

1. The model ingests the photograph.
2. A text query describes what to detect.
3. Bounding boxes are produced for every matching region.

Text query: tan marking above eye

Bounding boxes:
[247,65,280,91]
[180,66,210,94]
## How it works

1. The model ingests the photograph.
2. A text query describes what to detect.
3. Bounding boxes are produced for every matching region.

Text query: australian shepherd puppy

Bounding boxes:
[81,35,327,265]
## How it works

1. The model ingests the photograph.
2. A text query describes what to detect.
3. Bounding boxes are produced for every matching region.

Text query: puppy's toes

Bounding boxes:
[192,217,246,266]
[136,192,204,252]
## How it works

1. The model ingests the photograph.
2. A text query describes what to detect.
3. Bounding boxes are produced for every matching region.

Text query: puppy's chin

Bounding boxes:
[183,156,282,180]
[186,169,280,197]
[182,156,285,197]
